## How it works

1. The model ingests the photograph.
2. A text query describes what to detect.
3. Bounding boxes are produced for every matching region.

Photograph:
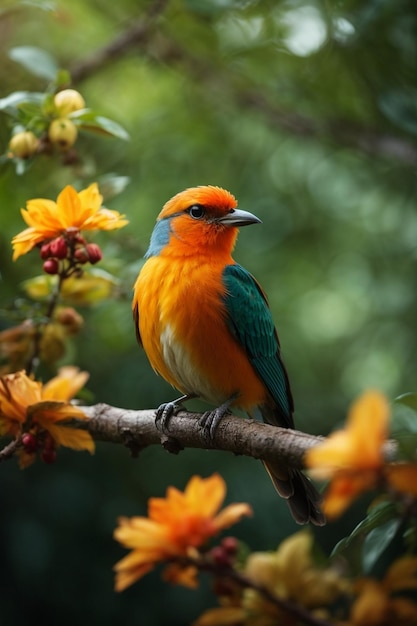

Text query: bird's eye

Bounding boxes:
[188,204,205,219]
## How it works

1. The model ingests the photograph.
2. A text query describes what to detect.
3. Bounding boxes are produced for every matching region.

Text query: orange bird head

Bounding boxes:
[146,186,261,258]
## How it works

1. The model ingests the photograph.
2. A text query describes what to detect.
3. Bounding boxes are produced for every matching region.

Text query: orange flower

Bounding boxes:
[12,183,128,260]
[114,474,252,591]
[385,463,417,497]
[0,367,93,467]
[306,390,390,518]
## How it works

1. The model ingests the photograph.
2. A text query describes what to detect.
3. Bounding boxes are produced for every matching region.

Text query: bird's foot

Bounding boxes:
[199,396,236,445]
[155,394,196,434]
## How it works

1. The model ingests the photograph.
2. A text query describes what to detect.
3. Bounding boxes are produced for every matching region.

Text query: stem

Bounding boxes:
[25,273,64,376]
[173,555,336,626]
[0,436,22,463]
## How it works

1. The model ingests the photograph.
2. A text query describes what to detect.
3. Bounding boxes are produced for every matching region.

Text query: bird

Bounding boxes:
[133,185,325,526]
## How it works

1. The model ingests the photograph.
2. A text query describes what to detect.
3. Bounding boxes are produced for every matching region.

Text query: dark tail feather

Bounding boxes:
[263,461,326,526]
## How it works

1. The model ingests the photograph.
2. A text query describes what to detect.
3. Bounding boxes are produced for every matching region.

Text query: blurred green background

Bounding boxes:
[1,0,416,624]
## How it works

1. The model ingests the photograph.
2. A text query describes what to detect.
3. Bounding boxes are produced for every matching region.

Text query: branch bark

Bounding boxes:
[76,404,324,468]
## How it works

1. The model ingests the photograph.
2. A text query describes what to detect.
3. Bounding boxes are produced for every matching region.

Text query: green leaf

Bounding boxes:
[391,398,417,460]
[0,91,44,114]
[54,69,71,89]
[97,174,130,200]
[71,111,130,140]
[331,500,398,559]
[8,46,58,80]
[395,392,417,414]
[362,517,402,574]
[394,433,417,461]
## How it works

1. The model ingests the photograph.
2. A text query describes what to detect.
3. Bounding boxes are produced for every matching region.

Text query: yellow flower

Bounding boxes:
[114,474,252,592]
[12,183,128,260]
[350,557,417,626]
[195,531,349,626]
[306,390,390,518]
[23,269,119,306]
[0,367,93,467]
[245,531,349,609]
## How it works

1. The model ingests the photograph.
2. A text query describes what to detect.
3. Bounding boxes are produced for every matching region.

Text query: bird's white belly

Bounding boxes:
[160,324,223,404]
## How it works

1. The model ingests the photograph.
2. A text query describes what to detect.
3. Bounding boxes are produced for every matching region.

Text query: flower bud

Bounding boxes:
[55,307,84,335]
[48,118,78,150]
[49,237,68,259]
[43,258,60,275]
[54,89,85,116]
[86,243,102,264]
[8,131,39,159]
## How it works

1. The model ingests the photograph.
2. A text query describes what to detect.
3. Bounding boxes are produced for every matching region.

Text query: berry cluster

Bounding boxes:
[40,233,102,275]
[22,431,57,464]
[210,536,239,568]
[8,89,85,160]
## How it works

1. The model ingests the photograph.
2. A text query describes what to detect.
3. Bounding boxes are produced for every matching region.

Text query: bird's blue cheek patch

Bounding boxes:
[145,218,173,258]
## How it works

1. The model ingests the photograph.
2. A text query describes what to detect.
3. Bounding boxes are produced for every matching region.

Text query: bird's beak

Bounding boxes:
[216,208,262,227]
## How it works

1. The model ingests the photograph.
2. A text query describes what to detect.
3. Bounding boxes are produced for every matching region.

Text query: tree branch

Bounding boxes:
[76,403,324,468]
[71,403,397,470]
[69,11,417,167]
[70,0,170,83]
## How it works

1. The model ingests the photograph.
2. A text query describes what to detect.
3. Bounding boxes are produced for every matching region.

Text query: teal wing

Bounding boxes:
[222,264,294,428]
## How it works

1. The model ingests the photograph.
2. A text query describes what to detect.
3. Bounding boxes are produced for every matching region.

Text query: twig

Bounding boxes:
[0,436,22,462]
[68,10,417,167]
[70,0,170,83]
[173,553,336,626]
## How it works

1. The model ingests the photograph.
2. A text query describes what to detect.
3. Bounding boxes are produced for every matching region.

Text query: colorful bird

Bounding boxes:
[133,186,325,525]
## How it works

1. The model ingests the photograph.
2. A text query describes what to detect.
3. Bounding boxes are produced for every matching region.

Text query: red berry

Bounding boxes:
[41,448,57,464]
[43,258,60,274]
[40,243,51,259]
[22,432,38,453]
[49,237,68,259]
[210,546,231,567]
[221,536,238,556]
[86,243,102,264]
[74,247,89,264]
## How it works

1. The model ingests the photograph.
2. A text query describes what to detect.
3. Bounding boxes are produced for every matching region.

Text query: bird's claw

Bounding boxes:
[155,401,183,434]
[155,393,196,434]
[199,403,232,445]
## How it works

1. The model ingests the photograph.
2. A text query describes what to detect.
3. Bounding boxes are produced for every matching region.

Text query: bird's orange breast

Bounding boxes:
[133,253,268,411]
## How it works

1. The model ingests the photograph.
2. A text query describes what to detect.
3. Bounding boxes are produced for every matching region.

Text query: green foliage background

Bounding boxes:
[0,0,416,624]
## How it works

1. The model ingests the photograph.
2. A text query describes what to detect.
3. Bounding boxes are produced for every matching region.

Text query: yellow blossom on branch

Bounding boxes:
[194,531,350,626]
[114,474,252,592]
[12,183,128,260]
[0,367,93,467]
[305,390,390,518]
[350,556,417,626]
[306,390,417,517]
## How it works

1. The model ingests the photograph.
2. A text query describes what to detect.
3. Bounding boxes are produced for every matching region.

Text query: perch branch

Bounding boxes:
[74,403,396,467]
[77,404,323,467]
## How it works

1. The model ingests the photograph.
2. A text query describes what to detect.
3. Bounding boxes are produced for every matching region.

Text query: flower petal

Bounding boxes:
[42,366,89,402]
[213,503,253,531]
